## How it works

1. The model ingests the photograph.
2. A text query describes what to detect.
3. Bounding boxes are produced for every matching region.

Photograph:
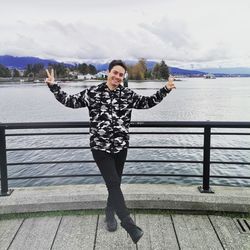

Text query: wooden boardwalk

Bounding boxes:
[1,212,250,250]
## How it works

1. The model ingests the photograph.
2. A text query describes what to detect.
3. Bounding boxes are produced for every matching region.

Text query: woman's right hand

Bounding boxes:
[45,68,55,85]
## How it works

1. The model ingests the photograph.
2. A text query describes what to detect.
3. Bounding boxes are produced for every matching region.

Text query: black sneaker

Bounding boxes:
[104,207,117,232]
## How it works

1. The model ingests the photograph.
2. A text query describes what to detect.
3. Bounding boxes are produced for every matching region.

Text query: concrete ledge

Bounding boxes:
[0,184,250,214]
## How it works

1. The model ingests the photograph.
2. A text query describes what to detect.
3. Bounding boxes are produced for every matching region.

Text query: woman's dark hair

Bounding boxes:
[108,60,127,72]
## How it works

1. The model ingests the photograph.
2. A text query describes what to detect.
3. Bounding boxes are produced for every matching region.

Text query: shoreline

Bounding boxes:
[1,75,250,84]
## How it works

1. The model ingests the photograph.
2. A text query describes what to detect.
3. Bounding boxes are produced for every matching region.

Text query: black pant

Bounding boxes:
[92,148,130,221]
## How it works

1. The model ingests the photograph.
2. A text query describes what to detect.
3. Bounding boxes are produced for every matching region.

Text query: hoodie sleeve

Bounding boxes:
[48,83,89,108]
[131,87,171,109]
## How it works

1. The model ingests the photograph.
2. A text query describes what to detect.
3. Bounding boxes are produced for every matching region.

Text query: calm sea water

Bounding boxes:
[0,78,250,187]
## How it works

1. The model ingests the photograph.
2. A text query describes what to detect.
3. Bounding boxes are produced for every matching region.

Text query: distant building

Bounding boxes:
[17,69,25,76]
[68,71,78,77]
[77,73,96,80]
[204,73,216,79]
[95,71,108,79]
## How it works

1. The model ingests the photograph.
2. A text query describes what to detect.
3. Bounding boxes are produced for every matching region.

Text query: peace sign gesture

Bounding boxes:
[45,68,55,85]
[166,75,176,90]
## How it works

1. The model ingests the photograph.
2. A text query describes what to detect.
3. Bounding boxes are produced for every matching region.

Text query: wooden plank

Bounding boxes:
[95,214,135,250]
[209,215,250,250]
[135,213,179,250]
[0,219,23,250]
[8,216,61,250]
[51,215,97,250]
[172,214,223,250]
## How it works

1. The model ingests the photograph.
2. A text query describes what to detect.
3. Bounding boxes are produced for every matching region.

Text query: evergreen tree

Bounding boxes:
[152,63,160,79]
[0,64,11,77]
[48,63,68,78]
[13,69,20,77]
[33,63,44,76]
[24,63,44,77]
[138,58,147,74]
[159,60,169,79]
[24,64,33,77]
[88,64,97,75]
[145,70,152,79]
[78,63,88,74]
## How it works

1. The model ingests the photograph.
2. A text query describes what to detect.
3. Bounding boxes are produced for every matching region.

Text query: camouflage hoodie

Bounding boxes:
[49,82,171,153]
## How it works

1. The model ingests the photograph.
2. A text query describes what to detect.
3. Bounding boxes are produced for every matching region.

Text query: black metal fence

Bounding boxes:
[1,121,250,196]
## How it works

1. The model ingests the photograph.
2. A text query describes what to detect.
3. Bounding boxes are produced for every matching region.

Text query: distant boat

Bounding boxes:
[173,77,182,81]
[33,80,40,83]
[204,73,216,79]
[20,79,24,83]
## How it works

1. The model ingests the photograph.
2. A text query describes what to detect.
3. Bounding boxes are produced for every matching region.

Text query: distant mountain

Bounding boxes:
[90,60,158,71]
[195,67,250,75]
[93,60,205,75]
[0,55,205,75]
[169,67,205,75]
[91,63,109,71]
[0,55,59,69]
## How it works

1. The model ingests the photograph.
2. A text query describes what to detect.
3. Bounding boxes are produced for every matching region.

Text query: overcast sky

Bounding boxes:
[1,0,250,68]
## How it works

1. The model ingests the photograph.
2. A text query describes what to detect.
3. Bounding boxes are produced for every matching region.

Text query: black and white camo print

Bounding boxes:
[49,82,171,153]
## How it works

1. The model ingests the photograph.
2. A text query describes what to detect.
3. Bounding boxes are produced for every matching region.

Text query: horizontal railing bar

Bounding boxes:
[5,174,203,180]
[7,160,203,165]
[2,121,250,130]
[133,132,203,135]
[7,160,250,166]
[210,161,250,165]
[6,146,204,151]
[3,174,250,181]
[212,133,250,135]
[3,122,90,129]
[7,174,102,179]
[211,147,250,150]
[210,175,250,179]
[5,132,204,136]
[7,160,94,165]
[6,132,89,136]
[6,146,250,151]
[5,132,250,137]
[7,147,90,151]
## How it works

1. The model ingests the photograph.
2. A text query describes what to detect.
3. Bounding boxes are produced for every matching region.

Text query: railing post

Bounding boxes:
[198,125,214,193]
[0,125,13,196]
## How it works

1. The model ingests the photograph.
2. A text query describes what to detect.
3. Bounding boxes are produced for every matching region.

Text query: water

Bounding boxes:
[0,78,250,187]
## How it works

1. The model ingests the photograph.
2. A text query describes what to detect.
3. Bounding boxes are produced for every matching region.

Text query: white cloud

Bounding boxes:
[1,0,250,68]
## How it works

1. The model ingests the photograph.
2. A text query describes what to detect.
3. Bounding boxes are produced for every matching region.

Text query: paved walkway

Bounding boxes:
[1,212,250,250]
[1,184,250,249]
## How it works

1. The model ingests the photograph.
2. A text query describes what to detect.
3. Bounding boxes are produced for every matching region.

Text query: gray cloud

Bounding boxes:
[1,0,250,67]
[139,18,193,49]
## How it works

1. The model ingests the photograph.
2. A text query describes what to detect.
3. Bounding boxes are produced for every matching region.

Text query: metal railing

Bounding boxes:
[1,121,250,196]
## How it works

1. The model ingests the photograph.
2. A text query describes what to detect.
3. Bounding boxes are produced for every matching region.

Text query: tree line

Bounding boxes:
[0,59,170,80]
[0,64,18,77]
[0,63,98,79]
[127,59,169,80]
[23,63,97,79]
